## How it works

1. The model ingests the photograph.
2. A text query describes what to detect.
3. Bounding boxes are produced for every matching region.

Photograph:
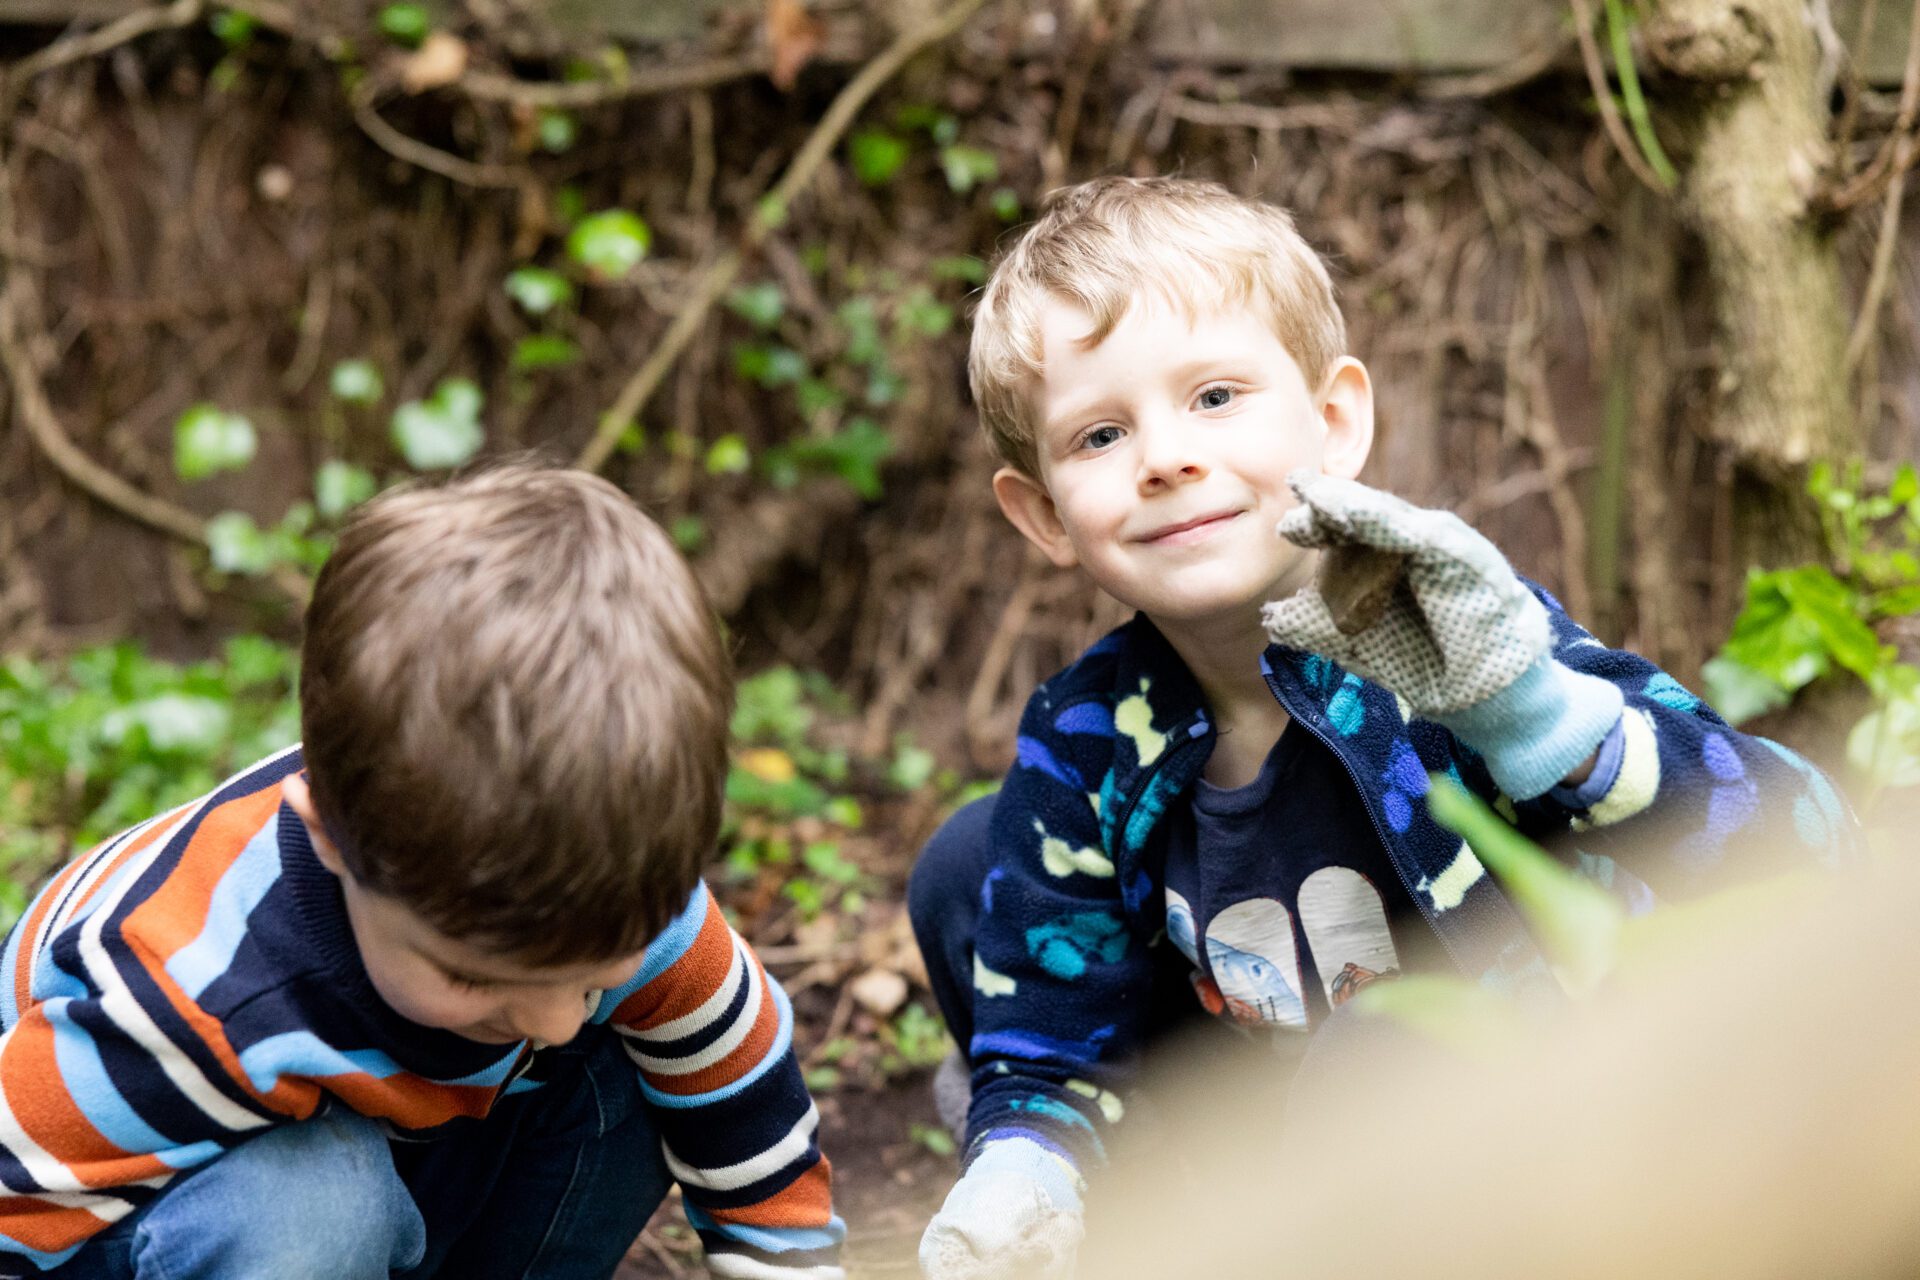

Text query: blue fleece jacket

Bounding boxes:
[960,584,1858,1181]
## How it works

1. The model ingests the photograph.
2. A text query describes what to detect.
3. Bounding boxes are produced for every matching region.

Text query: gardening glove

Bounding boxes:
[1261,471,1623,801]
[919,1139,1084,1280]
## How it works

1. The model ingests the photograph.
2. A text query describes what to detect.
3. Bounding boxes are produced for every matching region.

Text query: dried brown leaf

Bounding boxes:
[766,0,824,92]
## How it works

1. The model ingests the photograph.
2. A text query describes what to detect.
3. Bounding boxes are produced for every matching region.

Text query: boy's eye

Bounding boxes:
[1082,425,1123,451]
[1197,385,1236,410]
[444,971,495,992]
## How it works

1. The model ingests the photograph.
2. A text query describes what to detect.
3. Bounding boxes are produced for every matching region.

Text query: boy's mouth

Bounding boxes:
[1138,509,1241,545]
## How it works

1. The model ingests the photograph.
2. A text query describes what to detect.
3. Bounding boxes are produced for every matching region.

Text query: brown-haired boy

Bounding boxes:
[0,464,844,1278]
[910,177,1855,1278]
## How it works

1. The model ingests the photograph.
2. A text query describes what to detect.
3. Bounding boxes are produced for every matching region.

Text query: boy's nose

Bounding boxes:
[507,992,589,1047]
[1134,416,1208,491]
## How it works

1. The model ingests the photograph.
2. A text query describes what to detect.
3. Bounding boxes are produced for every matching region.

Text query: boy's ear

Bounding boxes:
[281,772,348,879]
[992,466,1080,569]
[1316,356,1376,482]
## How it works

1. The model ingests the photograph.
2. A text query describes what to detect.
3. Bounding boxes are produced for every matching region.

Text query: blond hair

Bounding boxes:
[299,462,733,965]
[969,176,1347,477]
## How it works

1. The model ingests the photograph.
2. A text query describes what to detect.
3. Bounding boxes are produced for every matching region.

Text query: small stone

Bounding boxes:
[255,165,294,202]
[850,967,910,1018]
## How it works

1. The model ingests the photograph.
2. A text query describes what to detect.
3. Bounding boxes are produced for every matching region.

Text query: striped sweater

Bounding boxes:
[0,746,844,1276]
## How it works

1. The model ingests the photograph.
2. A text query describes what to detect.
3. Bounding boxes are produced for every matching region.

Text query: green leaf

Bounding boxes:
[504,267,573,317]
[105,693,232,754]
[313,461,377,519]
[1700,655,1793,726]
[889,742,936,790]
[909,1122,957,1157]
[391,377,484,470]
[726,282,786,330]
[1847,686,1920,789]
[849,129,910,187]
[376,2,429,46]
[669,515,706,553]
[939,144,999,195]
[782,416,894,499]
[552,185,587,227]
[1719,569,1831,692]
[565,210,651,280]
[836,297,883,366]
[931,255,988,284]
[536,109,577,154]
[990,187,1022,222]
[328,358,384,405]
[732,343,808,389]
[210,10,257,46]
[1774,565,1884,681]
[705,435,751,476]
[794,377,845,422]
[205,511,277,575]
[173,404,257,480]
[1890,463,1918,507]
[894,286,953,339]
[511,334,580,372]
[1425,775,1622,996]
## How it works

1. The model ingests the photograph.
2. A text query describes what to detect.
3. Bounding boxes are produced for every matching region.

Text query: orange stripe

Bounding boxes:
[123,787,282,967]
[322,1073,501,1129]
[68,813,178,918]
[0,1195,114,1254]
[703,1158,835,1229]
[643,953,782,1097]
[0,1009,176,1190]
[11,856,91,1016]
[614,898,737,1030]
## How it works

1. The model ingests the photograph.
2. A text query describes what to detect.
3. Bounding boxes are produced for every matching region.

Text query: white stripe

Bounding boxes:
[663,1102,818,1192]
[74,797,272,1135]
[631,936,747,1043]
[34,814,159,966]
[705,1258,844,1280]
[624,955,765,1076]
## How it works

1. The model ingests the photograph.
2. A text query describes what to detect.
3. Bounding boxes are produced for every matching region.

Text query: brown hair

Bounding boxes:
[969,175,1347,477]
[299,462,733,965]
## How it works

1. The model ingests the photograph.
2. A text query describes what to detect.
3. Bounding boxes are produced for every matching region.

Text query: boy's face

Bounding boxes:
[993,297,1373,632]
[284,774,644,1047]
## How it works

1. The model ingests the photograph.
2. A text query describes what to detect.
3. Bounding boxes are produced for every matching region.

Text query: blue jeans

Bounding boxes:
[52,1030,669,1280]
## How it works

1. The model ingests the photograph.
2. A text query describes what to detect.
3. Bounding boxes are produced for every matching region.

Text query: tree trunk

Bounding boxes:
[1645,0,1854,568]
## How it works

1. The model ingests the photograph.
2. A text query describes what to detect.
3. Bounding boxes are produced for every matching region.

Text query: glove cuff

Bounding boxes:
[1431,655,1625,801]
[964,1137,1085,1217]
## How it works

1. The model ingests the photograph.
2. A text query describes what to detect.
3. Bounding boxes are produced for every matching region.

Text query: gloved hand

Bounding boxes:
[1261,471,1622,801]
[919,1139,1084,1280]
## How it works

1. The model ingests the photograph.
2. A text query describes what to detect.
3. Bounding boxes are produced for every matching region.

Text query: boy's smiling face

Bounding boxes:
[993,295,1373,632]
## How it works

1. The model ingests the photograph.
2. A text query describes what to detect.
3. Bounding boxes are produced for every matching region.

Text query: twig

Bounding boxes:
[1846,129,1915,374]
[574,0,994,473]
[1418,33,1571,100]
[1827,0,1920,211]
[460,56,770,109]
[1567,0,1673,195]
[1,0,205,111]
[350,85,524,189]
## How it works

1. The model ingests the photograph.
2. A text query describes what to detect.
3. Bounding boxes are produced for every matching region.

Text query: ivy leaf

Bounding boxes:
[329,358,384,405]
[173,404,257,480]
[108,694,232,754]
[504,267,574,317]
[205,511,277,575]
[1773,565,1885,682]
[726,282,786,331]
[849,130,909,187]
[511,334,581,372]
[314,461,377,519]
[376,2,429,46]
[894,285,953,338]
[536,109,577,154]
[391,377,484,470]
[939,144,999,194]
[705,434,751,475]
[931,255,988,284]
[733,342,808,388]
[1700,655,1793,726]
[990,187,1022,222]
[566,210,651,280]
[780,416,894,500]
[669,515,706,552]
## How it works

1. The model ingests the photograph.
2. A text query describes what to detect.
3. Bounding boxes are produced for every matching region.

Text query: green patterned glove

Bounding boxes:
[1261,471,1622,800]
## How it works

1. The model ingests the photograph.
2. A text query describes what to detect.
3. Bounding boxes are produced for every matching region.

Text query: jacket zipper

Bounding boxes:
[1260,666,1473,978]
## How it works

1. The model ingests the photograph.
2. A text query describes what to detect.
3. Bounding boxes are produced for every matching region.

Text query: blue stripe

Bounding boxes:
[637,980,793,1110]
[235,1032,520,1094]
[165,817,284,999]
[600,883,709,1009]
[0,1231,82,1271]
[44,996,192,1167]
[682,1203,843,1252]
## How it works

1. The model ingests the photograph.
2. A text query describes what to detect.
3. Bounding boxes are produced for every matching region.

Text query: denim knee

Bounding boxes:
[128,1107,425,1280]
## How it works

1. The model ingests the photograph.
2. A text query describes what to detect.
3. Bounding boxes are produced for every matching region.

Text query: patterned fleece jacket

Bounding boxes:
[0,746,843,1276]
[962,585,1858,1188]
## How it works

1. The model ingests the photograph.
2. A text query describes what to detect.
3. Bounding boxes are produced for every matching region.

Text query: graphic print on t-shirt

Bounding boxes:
[1202,898,1308,1029]
[1296,867,1400,1007]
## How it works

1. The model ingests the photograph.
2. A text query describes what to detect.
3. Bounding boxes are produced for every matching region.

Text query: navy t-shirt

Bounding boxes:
[1161,720,1435,1033]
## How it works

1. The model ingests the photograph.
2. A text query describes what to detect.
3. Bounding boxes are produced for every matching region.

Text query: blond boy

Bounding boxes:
[908,178,1853,1278]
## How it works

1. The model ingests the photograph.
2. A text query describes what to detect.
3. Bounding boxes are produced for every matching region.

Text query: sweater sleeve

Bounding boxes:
[1507,587,1863,898]
[0,811,314,1272]
[596,881,844,1280]
[960,679,1153,1188]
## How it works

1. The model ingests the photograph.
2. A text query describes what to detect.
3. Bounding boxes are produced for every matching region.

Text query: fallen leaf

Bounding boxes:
[401,31,469,94]
[738,747,798,783]
[766,0,824,91]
